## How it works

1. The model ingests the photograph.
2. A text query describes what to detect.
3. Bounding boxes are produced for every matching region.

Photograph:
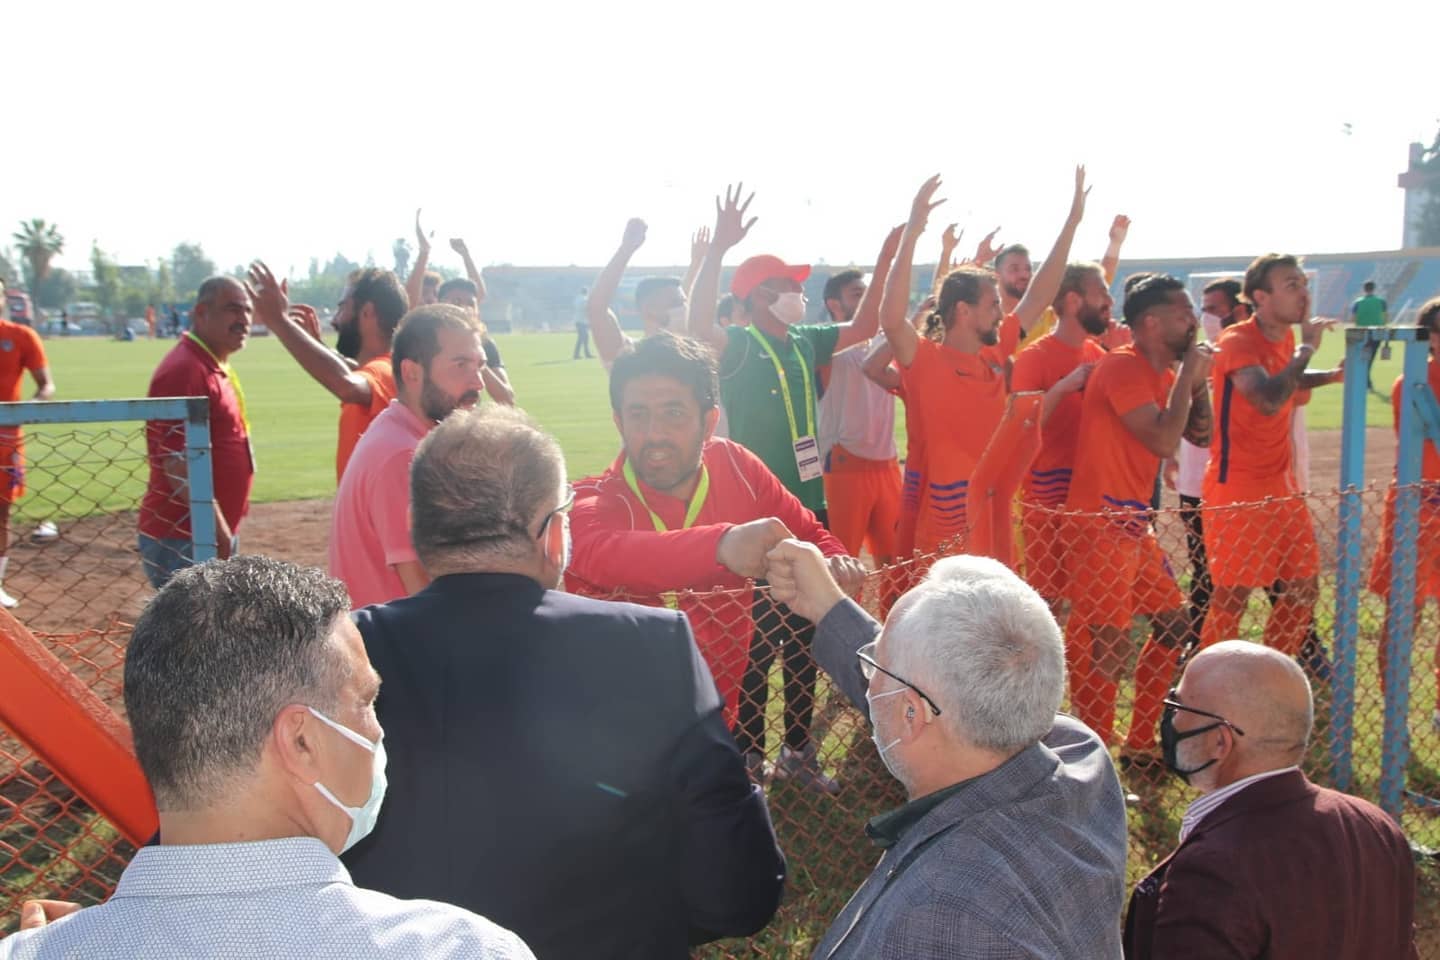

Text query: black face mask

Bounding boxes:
[1159,704,1223,784]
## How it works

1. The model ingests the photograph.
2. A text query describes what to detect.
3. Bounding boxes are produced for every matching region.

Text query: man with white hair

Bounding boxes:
[764,544,1128,959]
[1123,641,1416,959]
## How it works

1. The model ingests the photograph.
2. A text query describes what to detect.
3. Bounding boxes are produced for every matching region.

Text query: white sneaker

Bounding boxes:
[31,521,59,543]
[0,586,18,609]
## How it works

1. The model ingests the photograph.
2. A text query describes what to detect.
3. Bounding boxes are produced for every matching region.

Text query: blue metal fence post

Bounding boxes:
[184,397,217,563]
[1331,327,1376,791]
[1379,328,1429,816]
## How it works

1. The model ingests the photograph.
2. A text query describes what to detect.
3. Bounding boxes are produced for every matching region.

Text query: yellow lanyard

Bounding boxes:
[746,325,815,443]
[622,459,711,609]
[186,331,250,436]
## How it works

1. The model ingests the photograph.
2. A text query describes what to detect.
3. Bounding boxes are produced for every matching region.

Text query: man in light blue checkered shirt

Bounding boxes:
[1,556,533,959]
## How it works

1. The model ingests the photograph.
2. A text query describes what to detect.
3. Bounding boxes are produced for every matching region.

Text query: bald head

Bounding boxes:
[1179,641,1313,769]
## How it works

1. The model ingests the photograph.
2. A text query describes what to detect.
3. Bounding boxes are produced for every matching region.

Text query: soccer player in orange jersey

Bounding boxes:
[1012,262,1111,603]
[1065,274,1213,754]
[1371,296,1440,723]
[1202,255,1343,655]
[880,169,1088,557]
[0,279,56,608]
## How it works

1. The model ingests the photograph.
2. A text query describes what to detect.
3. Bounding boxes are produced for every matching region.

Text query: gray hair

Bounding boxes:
[123,556,351,811]
[410,405,567,569]
[890,560,1064,753]
[195,275,244,309]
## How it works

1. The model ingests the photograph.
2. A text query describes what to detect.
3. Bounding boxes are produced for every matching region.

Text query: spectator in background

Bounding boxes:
[139,276,254,588]
[345,406,785,959]
[1351,280,1389,394]
[572,286,593,359]
[405,209,442,308]
[0,555,535,960]
[0,278,56,608]
[1124,641,1415,959]
[248,264,405,481]
[328,305,485,608]
[438,276,515,406]
[586,218,692,369]
[762,542,1128,959]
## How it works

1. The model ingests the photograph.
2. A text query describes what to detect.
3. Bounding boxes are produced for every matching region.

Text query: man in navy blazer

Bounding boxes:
[1124,640,1416,959]
[343,406,785,960]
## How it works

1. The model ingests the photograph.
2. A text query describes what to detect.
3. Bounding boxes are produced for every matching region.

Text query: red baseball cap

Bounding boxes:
[730,255,811,299]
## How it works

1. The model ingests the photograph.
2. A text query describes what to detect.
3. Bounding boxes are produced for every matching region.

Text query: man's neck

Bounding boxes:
[642,313,664,338]
[1001,292,1020,317]
[398,392,434,426]
[941,325,983,355]
[753,313,789,340]
[1134,338,1174,375]
[158,796,307,847]
[358,335,391,366]
[426,556,549,583]
[1253,312,1290,343]
[1053,314,1087,348]
[189,329,230,365]
[906,744,1016,801]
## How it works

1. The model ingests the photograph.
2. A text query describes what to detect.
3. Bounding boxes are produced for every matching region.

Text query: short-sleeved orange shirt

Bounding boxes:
[1012,333,1107,506]
[0,321,47,445]
[1066,345,1174,527]
[1389,363,1440,480]
[336,353,398,481]
[1204,319,1297,502]
[899,337,1007,554]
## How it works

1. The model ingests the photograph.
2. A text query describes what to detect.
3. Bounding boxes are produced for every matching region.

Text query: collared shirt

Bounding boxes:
[864,779,968,849]
[1179,766,1301,842]
[0,837,534,959]
[818,335,897,463]
[140,334,254,539]
[330,400,432,608]
[718,322,840,511]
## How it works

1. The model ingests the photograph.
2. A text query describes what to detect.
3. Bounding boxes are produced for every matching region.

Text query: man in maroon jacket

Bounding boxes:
[568,332,863,790]
[1124,640,1417,959]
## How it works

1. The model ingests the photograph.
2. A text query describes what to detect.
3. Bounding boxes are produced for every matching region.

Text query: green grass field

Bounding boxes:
[28,327,1395,510]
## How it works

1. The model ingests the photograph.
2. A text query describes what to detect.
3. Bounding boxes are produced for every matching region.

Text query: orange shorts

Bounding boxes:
[1368,489,1440,601]
[1203,495,1319,588]
[1066,514,1183,628]
[822,446,901,561]
[0,440,24,503]
[1021,501,1067,599]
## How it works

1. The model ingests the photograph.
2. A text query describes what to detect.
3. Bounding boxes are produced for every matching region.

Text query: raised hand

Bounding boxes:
[622,217,648,253]
[1182,341,1215,384]
[449,237,470,257]
[879,223,905,263]
[940,223,962,253]
[973,227,1002,266]
[288,303,323,342]
[1109,214,1131,244]
[414,209,433,253]
[712,182,757,252]
[906,174,946,233]
[1068,165,1090,224]
[244,261,289,325]
[690,226,711,265]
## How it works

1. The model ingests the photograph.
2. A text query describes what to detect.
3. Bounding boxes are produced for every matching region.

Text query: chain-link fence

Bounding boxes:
[4,484,1438,953]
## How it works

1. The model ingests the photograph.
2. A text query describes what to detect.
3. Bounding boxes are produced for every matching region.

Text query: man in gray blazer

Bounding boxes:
[764,544,1129,959]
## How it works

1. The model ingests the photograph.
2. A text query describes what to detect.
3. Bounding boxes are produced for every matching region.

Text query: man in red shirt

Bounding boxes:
[0,279,56,608]
[249,264,404,481]
[568,332,863,790]
[139,276,255,588]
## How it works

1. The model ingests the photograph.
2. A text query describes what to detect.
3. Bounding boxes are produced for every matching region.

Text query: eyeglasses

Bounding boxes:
[1161,692,1246,738]
[536,486,575,540]
[857,641,943,717]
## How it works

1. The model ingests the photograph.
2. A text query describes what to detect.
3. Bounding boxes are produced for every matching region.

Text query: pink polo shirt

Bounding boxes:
[328,400,431,609]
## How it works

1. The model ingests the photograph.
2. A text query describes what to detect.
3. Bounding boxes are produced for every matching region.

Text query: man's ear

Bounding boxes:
[272,704,322,784]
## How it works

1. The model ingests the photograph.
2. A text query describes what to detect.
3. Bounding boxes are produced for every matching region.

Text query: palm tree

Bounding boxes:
[12,219,65,289]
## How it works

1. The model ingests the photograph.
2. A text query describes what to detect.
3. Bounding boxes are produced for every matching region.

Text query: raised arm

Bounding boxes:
[1100,214,1130,283]
[832,223,904,354]
[450,238,487,304]
[588,218,648,367]
[860,338,901,391]
[683,227,710,299]
[405,209,432,308]
[1014,166,1088,333]
[1231,319,1340,415]
[689,183,757,352]
[972,226,1002,269]
[881,175,945,368]
[929,223,961,299]
[1120,344,1213,458]
[247,262,373,405]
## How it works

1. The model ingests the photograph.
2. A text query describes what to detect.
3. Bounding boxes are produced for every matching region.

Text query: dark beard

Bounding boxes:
[420,379,480,422]
[1079,309,1110,337]
[336,323,361,360]
[980,326,999,347]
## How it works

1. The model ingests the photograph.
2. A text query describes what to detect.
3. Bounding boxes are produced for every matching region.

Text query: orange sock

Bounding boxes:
[1066,621,1117,744]
[1126,638,1177,751]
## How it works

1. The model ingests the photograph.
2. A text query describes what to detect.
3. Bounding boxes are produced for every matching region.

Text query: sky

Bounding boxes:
[6,0,1439,281]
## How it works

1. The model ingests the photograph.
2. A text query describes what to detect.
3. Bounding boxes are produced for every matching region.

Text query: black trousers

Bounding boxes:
[1179,494,1212,645]
[734,586,817,755]
[573,322,593,358]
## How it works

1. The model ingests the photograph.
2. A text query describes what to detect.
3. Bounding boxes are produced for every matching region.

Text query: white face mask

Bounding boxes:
[768,291,807,326]
[308,707,387,854]
[865,686,909,781]
[664,304,688,329]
